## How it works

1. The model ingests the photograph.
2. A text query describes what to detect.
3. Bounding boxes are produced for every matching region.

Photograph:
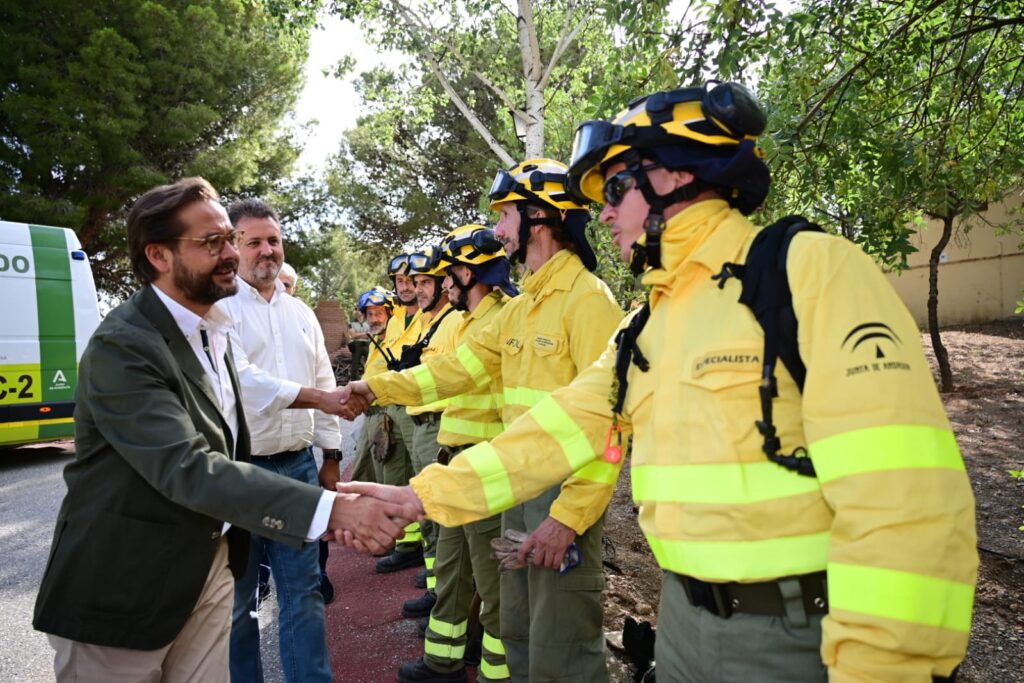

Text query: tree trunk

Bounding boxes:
[927,212,955,392]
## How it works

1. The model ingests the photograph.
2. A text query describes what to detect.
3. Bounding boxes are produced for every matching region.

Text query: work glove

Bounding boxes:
[489,529,581,574]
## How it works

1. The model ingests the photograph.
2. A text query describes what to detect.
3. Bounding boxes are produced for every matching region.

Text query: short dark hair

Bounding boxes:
[227,198,280,228]
[127,177,220,284]
[526,203,577,253]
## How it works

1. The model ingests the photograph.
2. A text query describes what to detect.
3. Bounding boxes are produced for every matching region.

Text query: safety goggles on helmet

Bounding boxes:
[408,246,446,277]
[440,226,504,265]
[388,253,411,277]
[568,82,767,204]
[358,287,393,312]
[486,159,586,212]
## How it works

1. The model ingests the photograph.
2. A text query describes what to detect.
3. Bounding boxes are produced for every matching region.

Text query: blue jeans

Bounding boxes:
[230,448,332,683]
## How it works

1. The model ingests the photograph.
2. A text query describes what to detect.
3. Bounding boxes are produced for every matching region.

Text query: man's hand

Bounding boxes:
[318,458,341,490]
[336,381,378,421]
[336,481,425,521]
[519,516,577,570]
[326,492,414,555]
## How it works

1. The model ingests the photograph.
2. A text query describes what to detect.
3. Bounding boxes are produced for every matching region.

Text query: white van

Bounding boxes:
[0,222,101,447]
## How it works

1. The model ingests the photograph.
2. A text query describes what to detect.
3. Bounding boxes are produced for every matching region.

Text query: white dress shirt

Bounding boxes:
[217,279,341,455]
[217,278,340,540]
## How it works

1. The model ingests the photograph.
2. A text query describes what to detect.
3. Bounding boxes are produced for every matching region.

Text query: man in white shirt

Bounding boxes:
[220,199,341,683]
[33,177,415,682]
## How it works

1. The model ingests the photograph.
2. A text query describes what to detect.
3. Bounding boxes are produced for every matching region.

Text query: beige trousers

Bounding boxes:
[49,537,234,683]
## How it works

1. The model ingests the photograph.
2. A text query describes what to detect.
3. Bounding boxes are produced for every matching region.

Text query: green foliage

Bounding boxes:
[306,228,392,311]
[0,0,312,297]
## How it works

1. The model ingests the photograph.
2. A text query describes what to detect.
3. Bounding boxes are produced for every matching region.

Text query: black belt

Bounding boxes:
[410,411,442,426]
[252,448,307,460]
[674,571,828,619]
[366,405,383,416]
[437,443,469,465]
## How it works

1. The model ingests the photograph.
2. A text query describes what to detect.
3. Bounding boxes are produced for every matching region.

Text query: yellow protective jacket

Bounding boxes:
[369,249,624,533]
[409,200,977,682]
[437,291,508,447]
[406,301,464,416]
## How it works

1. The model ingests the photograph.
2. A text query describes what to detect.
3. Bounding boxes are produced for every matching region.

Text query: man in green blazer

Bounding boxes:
[33,177,412,682]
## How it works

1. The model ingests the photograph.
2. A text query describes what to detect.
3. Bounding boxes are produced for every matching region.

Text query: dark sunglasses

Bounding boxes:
[602,164,659,207]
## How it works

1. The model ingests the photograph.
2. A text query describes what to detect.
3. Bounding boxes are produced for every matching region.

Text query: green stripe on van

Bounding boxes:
[29,226,76,404]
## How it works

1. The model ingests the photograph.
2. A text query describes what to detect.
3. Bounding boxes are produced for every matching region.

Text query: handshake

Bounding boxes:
[315,382,378,421]
[325,482,426,555]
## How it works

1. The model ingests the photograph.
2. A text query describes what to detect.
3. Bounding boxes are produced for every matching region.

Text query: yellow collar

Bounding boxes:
[521,249,582,295]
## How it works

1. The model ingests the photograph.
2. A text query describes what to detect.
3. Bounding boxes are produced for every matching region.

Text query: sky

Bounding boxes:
[291,15,406,174]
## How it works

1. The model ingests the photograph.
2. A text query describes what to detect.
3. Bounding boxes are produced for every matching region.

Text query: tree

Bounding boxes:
[755,0,1024,391]
[0,0,312,296]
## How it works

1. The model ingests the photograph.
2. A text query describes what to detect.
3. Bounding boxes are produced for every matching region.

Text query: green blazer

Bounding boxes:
[33,285,324,650]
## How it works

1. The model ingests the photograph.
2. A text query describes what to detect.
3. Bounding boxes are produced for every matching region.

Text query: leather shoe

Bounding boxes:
[414,567,427,589]
[417,617,428,639]
[401,591,437,618]
[397,658,466,683]
[376,547,423,574]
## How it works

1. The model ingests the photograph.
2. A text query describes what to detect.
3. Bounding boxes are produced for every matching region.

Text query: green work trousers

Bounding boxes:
[656,572,826,682]
[500,485,607,683]
[350,411,383,483]
[410,414,442,591]
[424,514,509,682]
[383,405,420,553]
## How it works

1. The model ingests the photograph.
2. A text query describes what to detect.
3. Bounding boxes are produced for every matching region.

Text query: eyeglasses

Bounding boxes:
[602,164,659,207]
[173,230,239,256]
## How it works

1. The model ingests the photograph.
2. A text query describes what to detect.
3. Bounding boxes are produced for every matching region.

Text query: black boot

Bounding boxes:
[401,591,436,618]
[414,567,428,589]
[376,547,424,574]
[417,617,428,638]
[396,659,467,683]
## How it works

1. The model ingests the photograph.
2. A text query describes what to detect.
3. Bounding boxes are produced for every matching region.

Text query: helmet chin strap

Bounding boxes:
[626,159,706,275]
[449,271,477,311]
[513,204,557,264]
[421,276,445,313]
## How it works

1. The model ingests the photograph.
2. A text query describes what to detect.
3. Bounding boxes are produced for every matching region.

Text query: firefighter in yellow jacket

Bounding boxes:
[343,160,624,682]
[400,246,466,620]
[341,84,978,683]
[397,224,517,683]
[374,253,426,573]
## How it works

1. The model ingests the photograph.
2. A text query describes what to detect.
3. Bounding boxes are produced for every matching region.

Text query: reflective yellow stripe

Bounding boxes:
[456,344,491,389]
[464,442,515,515]
[829,562,974,632]
[403,521,422,543]
[482,631,505,654]
[427,575,436,589]
[632,462,820,505]
[424,639,466,659]
[440,415,504,439]
[412,364,438,404]
[450,392,503,410]
[811,425,965,484]
[480,659,510,680]
[646,532,830,581]
[428,615,468,638]
[573,460,620,485]
[424,556,435,569]
[503,385,548,409]
[529,396,596,471]
[3,417,75,428]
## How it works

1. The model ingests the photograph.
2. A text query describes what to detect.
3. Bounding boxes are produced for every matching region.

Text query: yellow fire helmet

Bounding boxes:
[487,158,587,212]
[568,81,769,214]
[388,251,412,278]
[408,245,446,277]
[439,224,504,267]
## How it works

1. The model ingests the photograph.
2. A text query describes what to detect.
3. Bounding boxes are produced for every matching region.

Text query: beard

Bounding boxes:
[173,256,238,305]
[449,285,469,311]
[369,321,387,336]
[246,256,282,289]
[396,290,417,306]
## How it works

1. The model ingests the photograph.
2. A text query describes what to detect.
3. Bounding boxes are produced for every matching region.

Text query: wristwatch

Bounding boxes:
[322,449,342,462]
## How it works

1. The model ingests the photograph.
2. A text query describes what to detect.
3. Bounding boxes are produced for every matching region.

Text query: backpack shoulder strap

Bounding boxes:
[740,214,824,391]
[714,214,824,478]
